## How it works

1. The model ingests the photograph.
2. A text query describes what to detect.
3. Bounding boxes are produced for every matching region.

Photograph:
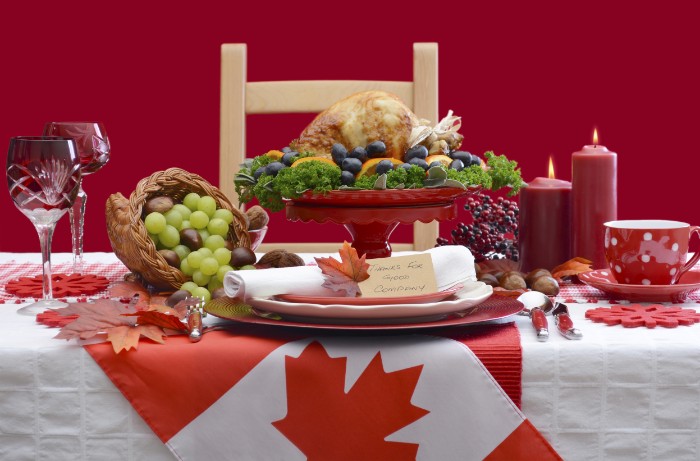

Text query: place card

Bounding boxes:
[358,253,438,298]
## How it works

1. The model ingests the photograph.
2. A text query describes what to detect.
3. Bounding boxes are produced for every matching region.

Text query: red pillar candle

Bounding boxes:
[518,158,572,272]
[572,129,618,268]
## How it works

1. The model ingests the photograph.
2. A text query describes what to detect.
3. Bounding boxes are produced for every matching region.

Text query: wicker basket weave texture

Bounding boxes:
[106,167,250,290]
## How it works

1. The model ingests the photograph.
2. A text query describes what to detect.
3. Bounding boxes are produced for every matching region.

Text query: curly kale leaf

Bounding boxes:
[446,165,492,189]
[354,165,428,190]
[484,151,524,195]
[274,161,341,199]
[252,174,284,212]
[387,165,427,188]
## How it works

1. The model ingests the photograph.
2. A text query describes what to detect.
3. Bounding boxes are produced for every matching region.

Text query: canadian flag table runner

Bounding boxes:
[85,325,560,460]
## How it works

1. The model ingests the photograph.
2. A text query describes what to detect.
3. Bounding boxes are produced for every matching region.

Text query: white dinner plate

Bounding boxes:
[247,282,493,323]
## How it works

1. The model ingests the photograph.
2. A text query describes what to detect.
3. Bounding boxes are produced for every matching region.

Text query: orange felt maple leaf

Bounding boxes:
[314,241,370,297]
[273,341,429,460]
[551,257,593,281]
[108,280,153,310]
[53,298,188,354]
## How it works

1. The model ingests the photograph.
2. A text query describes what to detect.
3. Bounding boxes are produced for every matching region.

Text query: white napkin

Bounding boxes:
[223,245,477,300]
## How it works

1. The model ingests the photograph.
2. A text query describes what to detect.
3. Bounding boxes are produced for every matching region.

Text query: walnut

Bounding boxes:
[246,205,269,230]
[258,249,304,268]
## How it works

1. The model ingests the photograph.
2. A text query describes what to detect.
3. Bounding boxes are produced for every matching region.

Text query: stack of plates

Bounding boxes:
[206,282,525,330]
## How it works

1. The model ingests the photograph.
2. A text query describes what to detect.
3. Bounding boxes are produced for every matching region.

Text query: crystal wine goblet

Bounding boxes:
[42,122,110,274]
[6,136,81,315]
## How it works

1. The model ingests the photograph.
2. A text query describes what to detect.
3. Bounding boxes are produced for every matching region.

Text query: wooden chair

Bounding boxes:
[219,43,439,253]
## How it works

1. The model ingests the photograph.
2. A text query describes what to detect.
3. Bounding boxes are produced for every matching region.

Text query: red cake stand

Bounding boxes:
[286,188,475,258]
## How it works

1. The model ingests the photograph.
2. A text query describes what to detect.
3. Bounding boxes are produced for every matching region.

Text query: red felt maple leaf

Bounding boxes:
[5,273,109,298]
[314,241,370,297]
[273,341,429,460]
[585,304,700,328]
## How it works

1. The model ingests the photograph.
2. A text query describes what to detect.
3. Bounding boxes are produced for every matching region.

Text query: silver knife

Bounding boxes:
[552,303,582,340]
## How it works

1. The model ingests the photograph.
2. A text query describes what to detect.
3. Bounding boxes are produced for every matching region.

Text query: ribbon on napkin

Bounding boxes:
[224,246,477,300]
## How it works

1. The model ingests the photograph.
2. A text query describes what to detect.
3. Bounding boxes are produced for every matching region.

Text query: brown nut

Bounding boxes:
[530,276,560,296]
[158,249,180,268]
[525,268,552,287]
[258,249,304,268]
[180,228,203,251]
[478,273,499,287]
[474,263,482,279]
[165,289,190,307]
[246,205,269,230]
[144,196,174,215]
[498,271,527,290]
[211,287,228,299]
[231,247,257,267]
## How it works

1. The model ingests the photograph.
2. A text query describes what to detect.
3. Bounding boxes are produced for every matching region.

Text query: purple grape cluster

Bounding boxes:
[437,193,519,262]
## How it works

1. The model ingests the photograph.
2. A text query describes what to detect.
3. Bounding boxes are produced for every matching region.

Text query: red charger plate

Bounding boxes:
[204,295,523,331]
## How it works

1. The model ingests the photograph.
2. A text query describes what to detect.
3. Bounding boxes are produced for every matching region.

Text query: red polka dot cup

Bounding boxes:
[604,220,700,285]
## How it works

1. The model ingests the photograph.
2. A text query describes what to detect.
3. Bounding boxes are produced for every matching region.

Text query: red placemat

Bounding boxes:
[436,324,522,407]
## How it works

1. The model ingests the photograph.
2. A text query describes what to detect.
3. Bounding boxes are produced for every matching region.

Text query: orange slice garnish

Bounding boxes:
[266,150,285,160]
[425,154,453,168]
[291,157,338,168]
[356,158,404,178]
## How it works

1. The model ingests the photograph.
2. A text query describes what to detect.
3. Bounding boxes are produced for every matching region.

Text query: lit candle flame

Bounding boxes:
[593,128,599,145]
[548,156,556,179]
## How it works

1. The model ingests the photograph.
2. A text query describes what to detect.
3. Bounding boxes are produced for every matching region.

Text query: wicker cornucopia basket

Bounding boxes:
[106,167,250,290]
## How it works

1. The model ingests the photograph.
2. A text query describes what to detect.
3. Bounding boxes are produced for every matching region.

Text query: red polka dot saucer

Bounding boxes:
[578,269,700,303]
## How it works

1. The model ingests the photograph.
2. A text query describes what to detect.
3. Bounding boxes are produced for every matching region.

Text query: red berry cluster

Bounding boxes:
[437,193,519,262]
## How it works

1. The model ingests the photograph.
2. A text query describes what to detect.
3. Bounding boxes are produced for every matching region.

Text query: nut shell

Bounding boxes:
[246,205,269,230]
[231,247,257,267]
[530,276,560,296]
[144,196,174,215]
[478,273,499,287]
[158,249,181,268]
[525,268,552,287]
[258,249,304,268]
[498,271,527,290]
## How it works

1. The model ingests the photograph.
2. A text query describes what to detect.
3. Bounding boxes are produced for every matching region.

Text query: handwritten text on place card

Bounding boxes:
[358,253,437,298]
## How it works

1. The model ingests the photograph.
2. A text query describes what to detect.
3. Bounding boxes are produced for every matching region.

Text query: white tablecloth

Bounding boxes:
[1,253,699,460]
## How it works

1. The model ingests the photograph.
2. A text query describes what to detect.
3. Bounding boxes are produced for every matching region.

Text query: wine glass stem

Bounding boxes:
[69,185,87,274]
[35,222,57,301]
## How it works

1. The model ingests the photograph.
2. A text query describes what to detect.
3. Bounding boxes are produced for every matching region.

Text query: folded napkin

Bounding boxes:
[223,245,476,300]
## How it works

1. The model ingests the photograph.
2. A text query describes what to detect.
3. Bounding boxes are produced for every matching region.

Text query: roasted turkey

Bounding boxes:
[290,91,419,160]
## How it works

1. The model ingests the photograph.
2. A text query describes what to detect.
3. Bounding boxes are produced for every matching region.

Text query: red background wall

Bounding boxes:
[2,1,698,253]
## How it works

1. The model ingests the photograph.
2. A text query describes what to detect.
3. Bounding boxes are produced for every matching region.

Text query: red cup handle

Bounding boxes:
[679,226,700,280]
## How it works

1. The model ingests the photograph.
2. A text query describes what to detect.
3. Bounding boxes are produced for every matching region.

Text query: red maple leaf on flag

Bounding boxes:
[273,341,429,460]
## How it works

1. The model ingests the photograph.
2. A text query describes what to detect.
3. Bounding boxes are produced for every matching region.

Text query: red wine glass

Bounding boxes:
[6,136,81,315]
[43,122,110,274]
